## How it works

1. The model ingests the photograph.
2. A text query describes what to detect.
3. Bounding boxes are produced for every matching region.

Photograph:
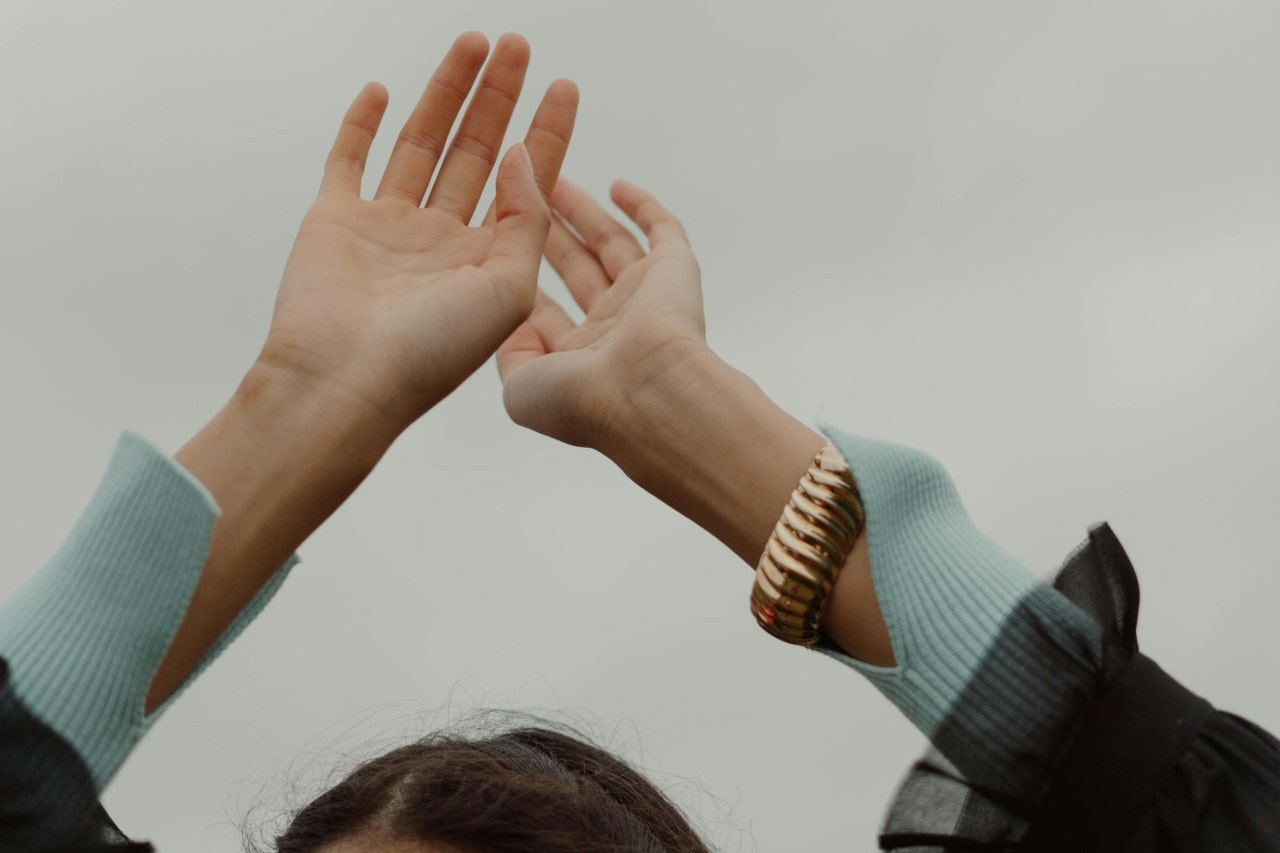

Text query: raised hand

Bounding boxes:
[147,34,577,711]
[494,178,890,666]
[496,178,707,450]
[258,32,578,436]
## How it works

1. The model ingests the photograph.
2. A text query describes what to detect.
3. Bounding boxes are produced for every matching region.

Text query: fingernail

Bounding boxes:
[518,144,535,178]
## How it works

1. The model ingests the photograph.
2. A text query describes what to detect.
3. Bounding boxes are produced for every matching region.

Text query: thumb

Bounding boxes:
[482,143,550,318]
[500,348,590,444]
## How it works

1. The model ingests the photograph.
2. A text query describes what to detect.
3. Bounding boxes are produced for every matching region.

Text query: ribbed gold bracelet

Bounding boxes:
[751,442,865,646]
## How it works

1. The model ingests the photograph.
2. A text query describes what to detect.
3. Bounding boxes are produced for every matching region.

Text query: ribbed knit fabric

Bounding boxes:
[817,427,1104,799]
[0,426,1103,808]
[0,432,295,790]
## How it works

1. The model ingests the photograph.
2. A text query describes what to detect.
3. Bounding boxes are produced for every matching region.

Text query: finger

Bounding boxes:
[498,310,586,440]
[374,32,490,204]
[482,143,551,321]
[496,290,575,380]
[482,78,580,224]
[529,288,576,345]
[545,214,609,311]
[609,179,690,249]
[320,82,390,197]
[499,348,586,439]
[496,319,546,381]
[550,178,646,280]
[426,32,531,222]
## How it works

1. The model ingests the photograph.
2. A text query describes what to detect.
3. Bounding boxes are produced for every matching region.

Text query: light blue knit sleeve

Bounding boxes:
[0,432,296,790]
[814,426,1104,800]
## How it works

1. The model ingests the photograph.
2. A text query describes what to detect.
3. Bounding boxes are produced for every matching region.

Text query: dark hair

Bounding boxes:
[273,726,714,852]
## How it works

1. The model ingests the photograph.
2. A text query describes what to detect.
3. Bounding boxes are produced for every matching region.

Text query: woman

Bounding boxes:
[0,31,1276,852]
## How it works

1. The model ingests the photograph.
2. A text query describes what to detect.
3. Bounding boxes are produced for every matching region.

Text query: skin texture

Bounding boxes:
[145,32,579,713]
[145,29,891,720]
[497,179,895,666]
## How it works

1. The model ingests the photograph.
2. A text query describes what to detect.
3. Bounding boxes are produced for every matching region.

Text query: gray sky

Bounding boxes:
[1,1,1278,849]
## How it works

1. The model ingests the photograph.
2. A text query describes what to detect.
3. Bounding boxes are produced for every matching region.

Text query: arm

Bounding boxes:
[498,178,894,663]
[0,31,579,790]
[591,346,893,666]
[497,179,1103,802]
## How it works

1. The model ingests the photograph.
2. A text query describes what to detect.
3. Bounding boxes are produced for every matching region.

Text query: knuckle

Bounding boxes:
[428,74,471,105]
[327,150,365,172]
[476,76,520,107]
[397,126,445,158]
[341,116,379,142]
[450,132,500,167]
[587,230,611,256]
[589,229,629,258]
[525,117,573,150]
[431,188,466,211]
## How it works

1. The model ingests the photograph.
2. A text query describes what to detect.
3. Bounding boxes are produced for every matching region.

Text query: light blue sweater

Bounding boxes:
[0,429,1102,804]
[0,433,295,788]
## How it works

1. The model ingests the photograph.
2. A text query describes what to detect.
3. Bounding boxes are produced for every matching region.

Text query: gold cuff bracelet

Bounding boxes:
[750,442,865,646]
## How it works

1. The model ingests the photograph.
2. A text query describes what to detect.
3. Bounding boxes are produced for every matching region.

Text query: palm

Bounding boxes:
[560,248,700,358]
[266,199,505,416]
[255,32,578,432]
[498,179,706,446]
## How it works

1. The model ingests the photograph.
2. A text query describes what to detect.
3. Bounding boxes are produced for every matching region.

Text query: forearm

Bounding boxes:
[0,361,398,787]
[146,360,403,711]
[600,348,1108,799]
[602,347,894,666]
[0,430,292,787]
[506,173,1108,800]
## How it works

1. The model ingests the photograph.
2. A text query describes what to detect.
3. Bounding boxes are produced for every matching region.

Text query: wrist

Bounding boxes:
[250,342,426,441]
[147,362,401,711]
[606,352,892,664]
[237,359,404,463]
[176,360,401,564]
[604,348,825,565]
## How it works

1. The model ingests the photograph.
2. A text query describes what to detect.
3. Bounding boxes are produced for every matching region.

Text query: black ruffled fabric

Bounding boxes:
[878,523,1280,852]
[0,657,151,852]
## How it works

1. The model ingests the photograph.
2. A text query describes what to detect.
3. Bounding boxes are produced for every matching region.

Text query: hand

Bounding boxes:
[258,32,579,436]
[495,178,822,559]
[497,178,707,450]
[147,34,577,712]
[496,178,892,665]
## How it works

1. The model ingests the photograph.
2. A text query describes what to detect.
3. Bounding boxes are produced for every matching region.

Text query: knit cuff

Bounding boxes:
[811,427,1101,795]
[0,432,296,790]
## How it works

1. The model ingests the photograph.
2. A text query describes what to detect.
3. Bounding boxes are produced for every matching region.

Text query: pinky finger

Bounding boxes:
[609,179,689,249]
[320,82,390,197]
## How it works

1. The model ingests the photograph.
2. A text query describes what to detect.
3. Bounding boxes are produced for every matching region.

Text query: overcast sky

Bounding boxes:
[2,1,1278,850]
